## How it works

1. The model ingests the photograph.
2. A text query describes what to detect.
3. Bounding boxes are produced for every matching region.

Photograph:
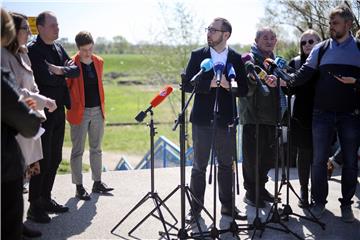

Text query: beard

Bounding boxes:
[207,35,223,48]
[330,28,346,40]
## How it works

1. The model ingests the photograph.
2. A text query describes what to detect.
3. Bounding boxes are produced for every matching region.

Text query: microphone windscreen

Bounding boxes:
[200,58,213,72]
[150,85,173,108]
[241,53,254,64]
[245,61,255,73]
[227,63,236,78]
[254,65,267,80]
[274,56,287,69]
[213,62,225,72]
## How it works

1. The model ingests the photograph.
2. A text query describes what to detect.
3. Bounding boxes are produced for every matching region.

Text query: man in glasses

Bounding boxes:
[183,17,248,224]
[268,4,360,223]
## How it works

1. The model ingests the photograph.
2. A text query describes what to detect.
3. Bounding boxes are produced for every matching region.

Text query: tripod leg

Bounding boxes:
[111,193,151,233]
[185,188,205,239]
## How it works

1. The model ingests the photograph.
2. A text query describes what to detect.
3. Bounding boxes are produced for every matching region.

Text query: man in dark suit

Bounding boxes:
[27,11,79,223]
[183,17,248,223]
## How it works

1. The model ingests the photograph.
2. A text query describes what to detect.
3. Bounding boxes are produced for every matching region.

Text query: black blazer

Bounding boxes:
[27,36,79,109]
[184,47,248,127]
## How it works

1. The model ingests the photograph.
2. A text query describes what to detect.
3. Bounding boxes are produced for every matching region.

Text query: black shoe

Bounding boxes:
[42,199,69,213]
[185,210,201,224]
[221,206,247,220]
[243,193,265,208]
[27,205,51,223]
[76,185,91,201]
[92,181,114,193]
[23,224,42,238]
[261,188,276,202]
[298,187,309,208]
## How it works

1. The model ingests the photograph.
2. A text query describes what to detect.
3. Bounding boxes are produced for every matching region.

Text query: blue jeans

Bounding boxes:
[311,109,360,207]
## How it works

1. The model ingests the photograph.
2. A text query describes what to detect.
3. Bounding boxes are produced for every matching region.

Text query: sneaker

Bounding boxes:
[92,181,114,193]
[27,205,51,223]
[310,203,325,219]
[76,185,91,201]
[221,206,247,220]
[23,224,42,238]
[340,205,355,223]
[243,192,265,208]
[185,210,201,224]
[42,199,69,213]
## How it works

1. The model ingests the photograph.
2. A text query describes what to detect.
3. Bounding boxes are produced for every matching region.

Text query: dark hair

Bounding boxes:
[329,4,354,23]
[1,8,16,47]
[36,11,54,26]
[7,12,28,54]
[214,17,232,36]
[75,31,94,48]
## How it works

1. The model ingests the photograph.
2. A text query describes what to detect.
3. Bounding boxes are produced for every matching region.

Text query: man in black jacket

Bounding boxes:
[27,11,80,223]
[183,17,248,223]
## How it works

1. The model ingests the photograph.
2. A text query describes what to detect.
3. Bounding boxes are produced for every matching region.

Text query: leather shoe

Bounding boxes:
[76,185,91,201]
[23,224,42,238]
[243,192,265,208]
[92,181,114,193]
[261,188,276,203]
[42,199,69,213]
[27,205,50,223]
[185,210,200,224]
[221,206,247,220]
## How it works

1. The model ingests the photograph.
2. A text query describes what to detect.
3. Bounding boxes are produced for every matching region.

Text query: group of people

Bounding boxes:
[185,3,359,226]
[1,9,113,240]
[1,3,359,240]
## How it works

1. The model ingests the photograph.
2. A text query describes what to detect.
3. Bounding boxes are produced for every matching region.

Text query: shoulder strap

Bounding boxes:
[317,39,331,67]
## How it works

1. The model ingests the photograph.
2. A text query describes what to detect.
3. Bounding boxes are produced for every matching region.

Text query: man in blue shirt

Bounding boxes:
[271,4,360,223]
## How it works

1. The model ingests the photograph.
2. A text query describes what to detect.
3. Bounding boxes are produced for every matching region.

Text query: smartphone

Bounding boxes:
[328,71,342,78]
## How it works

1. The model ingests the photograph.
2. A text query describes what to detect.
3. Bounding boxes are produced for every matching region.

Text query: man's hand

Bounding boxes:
[334,76,357,84]
[23,97,37,110]
[64,59,75,66]
[264,75,278,87]
[45,60,64,75]
[210,74,229,90]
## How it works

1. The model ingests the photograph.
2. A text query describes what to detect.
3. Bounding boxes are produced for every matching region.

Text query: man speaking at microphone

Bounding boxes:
[239,27,280,208]
[183,17,248,223]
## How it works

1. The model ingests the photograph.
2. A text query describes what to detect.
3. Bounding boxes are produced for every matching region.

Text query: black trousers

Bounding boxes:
[1,177,23,240]
[190,124,236,212]
[242,124,275,195]
[29,108,65,203]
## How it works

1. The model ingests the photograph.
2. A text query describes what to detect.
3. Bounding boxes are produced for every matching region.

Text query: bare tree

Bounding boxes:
[260,0,360,40]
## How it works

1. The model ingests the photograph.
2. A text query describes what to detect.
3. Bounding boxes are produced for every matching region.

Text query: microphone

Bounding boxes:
[263,58,292,82]
[135,85,173,122]
[245,62,270,96]
[227,63,238,93]
[241,52,254,64]
[190,58,213,86]
[274,56,287,69]
[213,62,225,85]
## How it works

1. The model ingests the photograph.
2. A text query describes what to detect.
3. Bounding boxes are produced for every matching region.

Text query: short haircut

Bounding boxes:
[329,4,354,23]
[75,31,94,48]
[1,8,16,47]
[7,12,28,54]
[214,17,232,36]
[36,11,55,26]
[255,27,276,40]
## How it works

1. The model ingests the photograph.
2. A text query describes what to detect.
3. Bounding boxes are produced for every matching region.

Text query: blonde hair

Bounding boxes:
[1,8,16,47]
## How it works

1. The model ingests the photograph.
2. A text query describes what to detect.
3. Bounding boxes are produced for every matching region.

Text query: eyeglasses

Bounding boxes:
[301,39,315,46]
[205,27,225,34]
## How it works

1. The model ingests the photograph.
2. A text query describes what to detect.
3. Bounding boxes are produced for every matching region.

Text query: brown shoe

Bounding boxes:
[327,159,334,179]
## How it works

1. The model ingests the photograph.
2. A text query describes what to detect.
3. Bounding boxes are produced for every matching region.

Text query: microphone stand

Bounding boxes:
[259,76,303,240]
[158,73,213,240]
[277,91,326,229]
[111,110,178,239]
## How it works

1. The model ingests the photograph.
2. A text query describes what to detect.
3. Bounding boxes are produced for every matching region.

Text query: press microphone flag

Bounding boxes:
[135,85,173,122]
[241,53,254,64]
[214,62,225,85]
[227,63,238,93]
[245,62,270,96]
[190,58,213,86]
[263,58,292,82]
